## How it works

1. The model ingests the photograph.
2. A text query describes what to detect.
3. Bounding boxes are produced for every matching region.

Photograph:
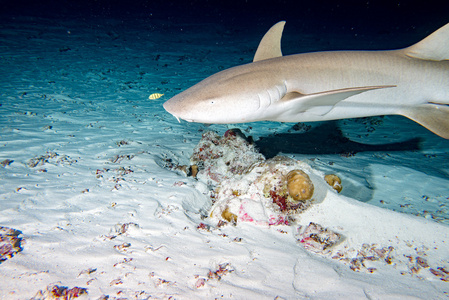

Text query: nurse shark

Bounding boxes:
[163,21,449,139]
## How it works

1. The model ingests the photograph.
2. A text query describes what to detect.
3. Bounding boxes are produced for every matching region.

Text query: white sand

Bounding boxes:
[1,15,448,299]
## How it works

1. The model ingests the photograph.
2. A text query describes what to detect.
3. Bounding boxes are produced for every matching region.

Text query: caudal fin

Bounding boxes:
[402,103,449,139]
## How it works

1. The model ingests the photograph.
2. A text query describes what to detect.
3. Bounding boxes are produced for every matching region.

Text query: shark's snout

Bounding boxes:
[163,99,182,122]
[162,99,174,114]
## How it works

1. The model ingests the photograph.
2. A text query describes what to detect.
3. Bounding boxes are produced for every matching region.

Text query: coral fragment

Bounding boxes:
[297,222,342,252]
[324,174,343,193]
[286,170,314,201]
[221,207,238,224]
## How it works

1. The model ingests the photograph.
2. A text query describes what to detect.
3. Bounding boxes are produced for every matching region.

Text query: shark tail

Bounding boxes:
[402,103,449,139]
[401,22,449,138]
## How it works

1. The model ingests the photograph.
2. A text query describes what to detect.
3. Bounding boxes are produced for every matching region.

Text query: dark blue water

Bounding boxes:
[2,0,448,37]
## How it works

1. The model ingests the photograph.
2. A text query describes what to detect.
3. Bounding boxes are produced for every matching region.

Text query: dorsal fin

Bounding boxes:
[253,21,286,62]
[402,23,449,61]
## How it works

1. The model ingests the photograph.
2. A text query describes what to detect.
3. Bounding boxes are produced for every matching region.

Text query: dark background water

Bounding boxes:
[2,0,448,59]
[2,0,448,32]
[2,0,449,63]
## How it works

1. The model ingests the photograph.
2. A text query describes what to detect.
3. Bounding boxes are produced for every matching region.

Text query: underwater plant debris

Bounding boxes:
[0,226,24,264]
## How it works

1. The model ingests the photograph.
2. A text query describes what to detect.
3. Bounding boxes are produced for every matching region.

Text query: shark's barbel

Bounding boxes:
[163,21,449,138]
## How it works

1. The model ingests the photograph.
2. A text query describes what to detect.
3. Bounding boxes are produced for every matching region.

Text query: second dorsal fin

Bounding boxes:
[402,23,449,61]
[253,21,286,62]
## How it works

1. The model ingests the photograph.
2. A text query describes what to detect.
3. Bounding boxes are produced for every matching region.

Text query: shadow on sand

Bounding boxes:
[255,121,421,158]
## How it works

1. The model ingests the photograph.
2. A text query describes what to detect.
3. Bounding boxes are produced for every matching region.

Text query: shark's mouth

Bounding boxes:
[169,113,193,123]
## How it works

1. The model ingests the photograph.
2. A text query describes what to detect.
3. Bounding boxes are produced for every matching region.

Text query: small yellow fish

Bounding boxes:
[148,93,164,100]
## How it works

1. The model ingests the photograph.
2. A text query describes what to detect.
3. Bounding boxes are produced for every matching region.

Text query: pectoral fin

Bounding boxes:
[402,103,449,139]
[283,85,396,116]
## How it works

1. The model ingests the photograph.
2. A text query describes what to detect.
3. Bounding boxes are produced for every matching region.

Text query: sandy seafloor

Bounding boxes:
[1,4,449,299]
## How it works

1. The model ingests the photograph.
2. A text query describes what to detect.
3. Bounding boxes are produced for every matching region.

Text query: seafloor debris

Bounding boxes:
[429,267,449,282]
[31,284,88,300]
[286,169,314,201]
[207,262,234,280]
[332,243,394,273]
[348,244,394,273]
[94,166,136,190]
[163,129,335,230]
[0,159,13,167]
[159,128,264,180]
[78,268,97,277]
[324,174,343,193]
[194,263,235,288]
[209,155,326,226]
[27,152,77,168]
[194,277,207,288]
[329,242,449,279]
[113,257,133,268]
[114,242,131,252]
[101,222,139,240]
[191,129,264,183]
[221,207,238,225]
[109,278,123,286]
[296,222,343,253]
[196,222,211,232]
[116,140,129,147]
[401,253,449,281]
[154,277,175,287]
[190,164,199,178]
[108,154,135,164]
[157,154,192,177]
[182,130,330,227]
[0,226,24,263]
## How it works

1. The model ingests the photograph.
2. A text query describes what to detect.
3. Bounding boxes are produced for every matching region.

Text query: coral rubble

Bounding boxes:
[324,174,343,193]
[31,285,88,300]
[0,226,24,264]
[296,222,342,252]
[191,129,264,183]
[286,169,314,201]
[188,130,330,227]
